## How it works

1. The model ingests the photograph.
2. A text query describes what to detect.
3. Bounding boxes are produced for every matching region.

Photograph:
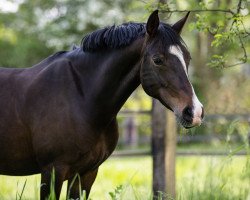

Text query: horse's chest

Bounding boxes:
[74,121,119,173]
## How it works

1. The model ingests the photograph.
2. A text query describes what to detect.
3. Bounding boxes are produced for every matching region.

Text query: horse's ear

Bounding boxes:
[172,12,190,35]
[146,10,159,37]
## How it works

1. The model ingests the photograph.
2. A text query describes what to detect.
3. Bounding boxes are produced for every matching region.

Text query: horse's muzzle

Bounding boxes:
[181,106,204,128]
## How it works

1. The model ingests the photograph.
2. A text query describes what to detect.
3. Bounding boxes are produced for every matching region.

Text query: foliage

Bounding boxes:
[16,180,27,200]
[109,185,123,200]
[0,0,145,67]
[47,168,56,200]
[155,0,250,68]
[67,174,86,200]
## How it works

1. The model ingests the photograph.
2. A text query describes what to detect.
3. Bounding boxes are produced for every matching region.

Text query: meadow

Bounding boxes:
[0,155,249,200]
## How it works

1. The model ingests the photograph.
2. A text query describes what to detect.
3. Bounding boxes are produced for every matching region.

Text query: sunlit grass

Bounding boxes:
[92,156,250,200]
[0,155,249,200]
[91,157,152,200]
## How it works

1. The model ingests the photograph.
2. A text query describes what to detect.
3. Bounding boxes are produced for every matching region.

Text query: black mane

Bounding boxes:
[81,22,184,52]
[81,23,145,52]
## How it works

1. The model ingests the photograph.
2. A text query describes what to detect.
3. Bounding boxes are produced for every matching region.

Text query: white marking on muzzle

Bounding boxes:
[169,45,188,75]
[191,87,203,126]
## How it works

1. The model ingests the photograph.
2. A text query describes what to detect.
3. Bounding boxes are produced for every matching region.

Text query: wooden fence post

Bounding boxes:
[165,110,177,199]
[152,99,177,199]
[152,99,166,197]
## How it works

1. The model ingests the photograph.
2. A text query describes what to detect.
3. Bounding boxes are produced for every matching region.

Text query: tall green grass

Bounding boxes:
[0,155,249,200]
[93,156,250,200]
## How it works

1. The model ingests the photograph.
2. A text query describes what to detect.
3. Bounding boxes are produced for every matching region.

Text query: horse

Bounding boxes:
[0,10,204,199]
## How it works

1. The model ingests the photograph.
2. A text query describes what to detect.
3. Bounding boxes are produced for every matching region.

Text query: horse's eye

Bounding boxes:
[153,57,164,66]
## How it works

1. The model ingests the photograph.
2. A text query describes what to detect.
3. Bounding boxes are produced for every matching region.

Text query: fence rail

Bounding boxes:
[119,110,250,121]
[205,114,250,121]
[118,110,250,144]
[111,150,248,157]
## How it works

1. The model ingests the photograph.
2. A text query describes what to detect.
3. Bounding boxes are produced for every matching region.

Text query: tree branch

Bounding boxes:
[226,31,248,68]
[161,9,234,15]
[236,0,243,14]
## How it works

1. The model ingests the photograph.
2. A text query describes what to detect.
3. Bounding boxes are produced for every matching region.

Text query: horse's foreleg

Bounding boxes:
[40,165,68,200]
[67,168,98,199]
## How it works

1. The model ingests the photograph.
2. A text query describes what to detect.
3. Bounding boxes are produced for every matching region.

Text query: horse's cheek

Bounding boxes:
[140,65,161,97]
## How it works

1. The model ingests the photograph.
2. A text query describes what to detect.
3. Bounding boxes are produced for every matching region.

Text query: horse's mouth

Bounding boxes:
[176,116,203,129]
[182,124,195,129]
[176,117,191,129]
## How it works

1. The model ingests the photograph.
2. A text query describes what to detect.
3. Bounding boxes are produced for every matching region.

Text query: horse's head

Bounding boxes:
[140,10,204,128]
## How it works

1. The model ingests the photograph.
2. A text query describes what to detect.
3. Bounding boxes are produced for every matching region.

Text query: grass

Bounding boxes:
[0,155,249,200]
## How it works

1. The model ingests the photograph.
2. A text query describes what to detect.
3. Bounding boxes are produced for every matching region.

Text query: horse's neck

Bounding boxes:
[84,39,144,127]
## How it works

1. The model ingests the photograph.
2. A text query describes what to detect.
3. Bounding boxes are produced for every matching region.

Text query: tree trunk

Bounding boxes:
[151,95,177,199]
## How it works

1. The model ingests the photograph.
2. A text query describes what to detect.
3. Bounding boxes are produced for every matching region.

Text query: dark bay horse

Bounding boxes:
[0,10,203,199]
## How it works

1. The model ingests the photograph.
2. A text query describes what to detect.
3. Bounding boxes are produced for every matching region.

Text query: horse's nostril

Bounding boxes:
[201,107,204,119]
[182,106,193,123]
[183,106,193,117]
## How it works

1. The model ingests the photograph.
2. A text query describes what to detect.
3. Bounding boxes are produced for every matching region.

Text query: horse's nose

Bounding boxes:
[182,105,204,127]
